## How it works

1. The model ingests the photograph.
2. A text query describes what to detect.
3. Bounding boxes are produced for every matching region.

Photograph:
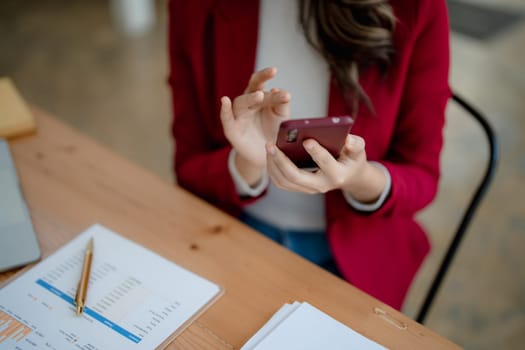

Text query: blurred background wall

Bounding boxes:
[1,1,524,348]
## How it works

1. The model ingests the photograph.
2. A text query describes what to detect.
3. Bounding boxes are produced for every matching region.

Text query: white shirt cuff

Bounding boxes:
[228,149,268,197]
[343,161,391,212]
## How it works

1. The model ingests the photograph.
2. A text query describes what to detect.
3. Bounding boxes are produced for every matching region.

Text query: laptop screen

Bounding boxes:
[0,139,40,273]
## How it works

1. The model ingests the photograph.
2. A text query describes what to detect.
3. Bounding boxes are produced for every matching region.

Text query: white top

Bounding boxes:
[245,0,329,231]
[228,0,391,231]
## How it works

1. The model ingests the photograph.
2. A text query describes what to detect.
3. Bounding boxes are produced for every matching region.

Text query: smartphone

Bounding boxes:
[276,116,354,169]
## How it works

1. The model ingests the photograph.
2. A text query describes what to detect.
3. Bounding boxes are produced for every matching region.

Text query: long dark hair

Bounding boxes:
[299,0,396,114]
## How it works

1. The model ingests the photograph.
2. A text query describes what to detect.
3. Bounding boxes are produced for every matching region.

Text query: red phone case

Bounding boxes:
[276,116,354,168]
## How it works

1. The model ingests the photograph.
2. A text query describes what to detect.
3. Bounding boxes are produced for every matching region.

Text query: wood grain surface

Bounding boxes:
[0,108,462,350]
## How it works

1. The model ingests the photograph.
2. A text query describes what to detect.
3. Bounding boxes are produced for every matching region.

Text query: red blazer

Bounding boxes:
[168,0,451,310]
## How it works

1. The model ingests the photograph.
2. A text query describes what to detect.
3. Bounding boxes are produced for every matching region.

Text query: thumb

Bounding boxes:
[220,96,235,132]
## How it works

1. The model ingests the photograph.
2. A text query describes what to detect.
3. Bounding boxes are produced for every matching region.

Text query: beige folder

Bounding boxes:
[0,78,36,139]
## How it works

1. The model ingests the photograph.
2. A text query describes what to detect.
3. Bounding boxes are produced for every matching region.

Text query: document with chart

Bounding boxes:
[0,224,223,349]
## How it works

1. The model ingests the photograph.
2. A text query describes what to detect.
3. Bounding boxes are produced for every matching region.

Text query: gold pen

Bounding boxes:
[75,237,93,316]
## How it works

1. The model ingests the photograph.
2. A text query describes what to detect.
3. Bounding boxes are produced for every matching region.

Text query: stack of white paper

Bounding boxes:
[241,301,387,350]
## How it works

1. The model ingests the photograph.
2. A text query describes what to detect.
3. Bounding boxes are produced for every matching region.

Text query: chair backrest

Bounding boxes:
[416,92,499,324]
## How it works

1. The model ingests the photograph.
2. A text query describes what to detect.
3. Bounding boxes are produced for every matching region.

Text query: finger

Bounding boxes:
[271,90,291,117]
[266,143,319,193]
[267,155,317,193]
[245,67,277,93]
[252,89,290,117]
[219,96,235,133]
[303,139,339,172]
[302,139,347,190]
[267,159,304,192]
[342,135,366,160]
[232,91,264,115]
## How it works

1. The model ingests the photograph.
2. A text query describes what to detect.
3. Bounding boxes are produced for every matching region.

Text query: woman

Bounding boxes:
[168,0,451,310]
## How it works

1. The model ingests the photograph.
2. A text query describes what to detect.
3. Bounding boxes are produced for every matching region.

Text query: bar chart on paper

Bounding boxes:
[0,224,222,350]
[31,253,184,344]
[0,310,32,344]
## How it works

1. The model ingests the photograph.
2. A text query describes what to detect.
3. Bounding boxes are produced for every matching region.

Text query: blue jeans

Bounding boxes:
[240,212,341,276]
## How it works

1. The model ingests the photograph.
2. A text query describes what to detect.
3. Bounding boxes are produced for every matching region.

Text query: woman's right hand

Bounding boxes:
[220,67,290,185]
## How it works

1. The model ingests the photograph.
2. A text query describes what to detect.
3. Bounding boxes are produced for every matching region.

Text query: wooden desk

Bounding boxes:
[1,108,462,349]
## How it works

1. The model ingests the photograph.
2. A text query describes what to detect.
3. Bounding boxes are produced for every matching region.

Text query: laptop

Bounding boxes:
[0,138,40,272]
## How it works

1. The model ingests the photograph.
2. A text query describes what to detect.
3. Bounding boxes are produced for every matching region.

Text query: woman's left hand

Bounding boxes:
[266,134,386,203]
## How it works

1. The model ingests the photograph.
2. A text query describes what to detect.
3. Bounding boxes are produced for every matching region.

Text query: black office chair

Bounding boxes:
[416,92,499,324]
